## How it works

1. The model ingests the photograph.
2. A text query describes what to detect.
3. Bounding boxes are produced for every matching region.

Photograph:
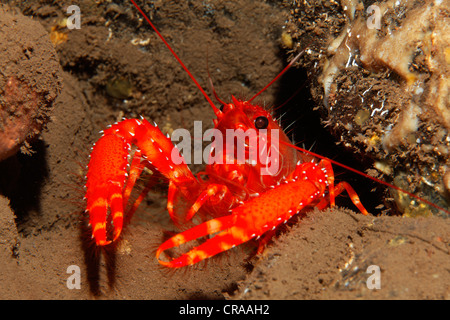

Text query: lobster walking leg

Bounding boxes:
[183,184,232,221]
[333,182,368,215]
[296,159,368,215]
[123,149,144,206]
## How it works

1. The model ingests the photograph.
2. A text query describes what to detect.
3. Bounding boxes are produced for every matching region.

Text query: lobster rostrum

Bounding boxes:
[84,1,374,268]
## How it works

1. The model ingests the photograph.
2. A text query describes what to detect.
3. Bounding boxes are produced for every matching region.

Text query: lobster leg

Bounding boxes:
[319,159,336,206]
[335,182,368,215]
[316,181,369,215]
[184,184,232,221]
[168,174,241,224]
[123,149,144,206]
[166,179,221,223]
[292,159,368,215]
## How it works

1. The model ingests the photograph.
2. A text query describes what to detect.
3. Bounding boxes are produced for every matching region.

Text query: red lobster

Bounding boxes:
[85,1,371,268]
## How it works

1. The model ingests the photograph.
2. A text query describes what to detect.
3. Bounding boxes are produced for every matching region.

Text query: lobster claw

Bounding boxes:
[85,133,129,245]
[156,214,239,268]
[85,118,199,246]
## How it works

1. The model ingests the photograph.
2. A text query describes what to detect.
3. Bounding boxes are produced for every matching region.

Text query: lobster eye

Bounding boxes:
[254,116,269,130]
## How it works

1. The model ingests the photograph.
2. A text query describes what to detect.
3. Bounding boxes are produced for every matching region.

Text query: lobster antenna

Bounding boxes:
[272,77,309,112]
[206,48,228,106]
[130,0,222,117]
[281,140,450,215]
[248,49,305,103]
